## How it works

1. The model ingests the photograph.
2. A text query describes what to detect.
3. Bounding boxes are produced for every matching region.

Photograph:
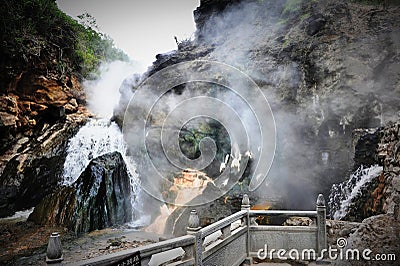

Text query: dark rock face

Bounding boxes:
[193,0,243,40]
[74,151,133,233]
[377,123,400,220]
[0,47,89,218]
[0,116,87,217]
[27,186,77,228]
[28,152,133,235]
[352,128,381,170]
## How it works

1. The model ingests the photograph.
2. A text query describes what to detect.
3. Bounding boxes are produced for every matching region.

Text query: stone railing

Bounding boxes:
[58,194,326,266]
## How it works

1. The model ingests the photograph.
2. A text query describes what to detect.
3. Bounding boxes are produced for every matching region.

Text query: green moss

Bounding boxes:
[300,12,311,21]
[282,0,304,15]
[277,18,289,26]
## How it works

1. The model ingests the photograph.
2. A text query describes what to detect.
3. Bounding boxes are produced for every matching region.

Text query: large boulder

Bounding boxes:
[28,151,133,235]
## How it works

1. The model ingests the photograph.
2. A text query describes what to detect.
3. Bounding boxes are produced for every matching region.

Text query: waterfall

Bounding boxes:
[61,61,149,228]
[61,118,148,227]
[328,164,383,220]
[62,119,126,185]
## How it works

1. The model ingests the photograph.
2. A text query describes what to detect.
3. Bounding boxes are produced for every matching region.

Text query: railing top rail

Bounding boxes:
[68,235,195,266]
[139,235,195,257]
[200,210,247,238]
[249,210,317,217]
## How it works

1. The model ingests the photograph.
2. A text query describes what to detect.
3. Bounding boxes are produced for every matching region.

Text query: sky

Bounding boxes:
[56,0,200,70]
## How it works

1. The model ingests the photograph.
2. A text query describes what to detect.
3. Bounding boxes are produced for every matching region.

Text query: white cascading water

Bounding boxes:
[61,61,149,228]
[62,119,126,185]
[329,164,383,220]
[62,119,148,227]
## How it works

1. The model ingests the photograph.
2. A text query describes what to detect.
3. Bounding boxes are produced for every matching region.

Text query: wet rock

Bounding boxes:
[0,115,87,217]
[352,128,381,170]
[27,186,76,228]
[0,68,87,217]
[28,152,133,235]
[328,121,400,265]
[342,172,386,222]
[73,151,133,234]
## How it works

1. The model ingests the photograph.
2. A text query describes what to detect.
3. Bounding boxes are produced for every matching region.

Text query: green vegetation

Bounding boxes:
[279,0,307,25]
[282,0,304,15]
[74,12,129,78]
[179,120,230,162]
[0,0,128,89]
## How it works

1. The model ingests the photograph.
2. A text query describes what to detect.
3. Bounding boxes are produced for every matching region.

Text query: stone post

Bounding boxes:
[241,194,250,211]
[187,210,202,266]
[46,232,63,264]
[241,194,252,265]
[316,194,327,254]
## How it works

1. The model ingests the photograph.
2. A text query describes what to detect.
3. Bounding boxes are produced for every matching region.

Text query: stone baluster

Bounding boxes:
[316,194,327,254]
[187,210,202,266]
[221,224,231,240]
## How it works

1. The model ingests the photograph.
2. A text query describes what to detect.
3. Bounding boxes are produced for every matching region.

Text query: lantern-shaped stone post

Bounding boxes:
[46,232,63,264]
[187,210,202,265]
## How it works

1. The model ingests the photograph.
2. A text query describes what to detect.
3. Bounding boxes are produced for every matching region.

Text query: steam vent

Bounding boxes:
[0,0,399,265]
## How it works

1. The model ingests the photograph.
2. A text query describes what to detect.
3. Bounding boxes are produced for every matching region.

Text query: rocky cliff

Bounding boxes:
[115,0,400,210]
[0,53,90,218]
[327,122,400,265]
[0,0,129,217]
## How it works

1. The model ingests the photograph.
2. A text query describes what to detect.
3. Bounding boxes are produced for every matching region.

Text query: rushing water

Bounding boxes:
[62,119,126,185]
[329,164,383,220]
[61,61,153,227]
[62,118,149,227]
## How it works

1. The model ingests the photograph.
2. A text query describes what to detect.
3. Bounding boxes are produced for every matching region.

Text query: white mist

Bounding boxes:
[83,60,140,118]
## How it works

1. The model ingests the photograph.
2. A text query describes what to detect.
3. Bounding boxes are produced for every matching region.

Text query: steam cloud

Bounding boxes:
[118,0,400,212]
[84,60,142,118]
[122,61,276,207]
